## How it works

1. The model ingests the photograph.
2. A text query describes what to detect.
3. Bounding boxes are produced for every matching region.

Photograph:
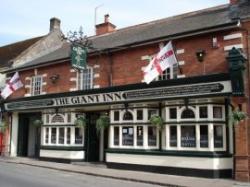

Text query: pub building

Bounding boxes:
[1,0,250,181]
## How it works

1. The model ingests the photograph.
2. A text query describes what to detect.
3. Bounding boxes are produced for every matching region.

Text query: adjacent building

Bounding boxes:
[1,0,250,181]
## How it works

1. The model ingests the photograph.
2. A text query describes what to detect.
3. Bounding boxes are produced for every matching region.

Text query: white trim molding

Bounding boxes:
[93,64,100,69]
[223,33,242,40]
[70,88,77,91]
[25,77,31,81]
[224,44,243,51]
[94,73,100,78]
[93,85,100,89]
[176,49,185,55]
[178,61,185,66]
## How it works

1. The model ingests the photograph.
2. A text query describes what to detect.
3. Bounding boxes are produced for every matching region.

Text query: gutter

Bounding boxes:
[2,22,239,74]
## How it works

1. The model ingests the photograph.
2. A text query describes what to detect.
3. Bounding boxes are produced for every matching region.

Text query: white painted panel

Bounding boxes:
[10,112,19,157]
[223,33,242,40]
[40,150,85,159]
[176,49,184,54]
[106,153,233,170]
[224,44,243,51]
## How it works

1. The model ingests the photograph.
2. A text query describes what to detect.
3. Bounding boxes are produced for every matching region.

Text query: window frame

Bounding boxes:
[77,67,93,90]
[31,75,43,96]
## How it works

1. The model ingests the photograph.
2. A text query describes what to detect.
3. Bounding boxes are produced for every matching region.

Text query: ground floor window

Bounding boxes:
[167,124,225,151]
[42,126,84,146]
[110,125,158,148]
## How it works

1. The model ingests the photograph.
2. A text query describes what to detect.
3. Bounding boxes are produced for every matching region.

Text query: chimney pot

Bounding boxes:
[104,14,110,23]
[50,17,61,32]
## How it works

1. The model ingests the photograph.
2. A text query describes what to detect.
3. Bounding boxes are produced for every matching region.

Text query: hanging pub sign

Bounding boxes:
[71,44,87,70]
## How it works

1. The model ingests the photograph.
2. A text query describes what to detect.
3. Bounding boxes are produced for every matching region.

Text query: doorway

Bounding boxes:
[17,113,41,158]
[85,113,100,162]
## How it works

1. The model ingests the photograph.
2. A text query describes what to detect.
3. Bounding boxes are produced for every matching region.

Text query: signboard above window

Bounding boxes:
[71,44,87,70]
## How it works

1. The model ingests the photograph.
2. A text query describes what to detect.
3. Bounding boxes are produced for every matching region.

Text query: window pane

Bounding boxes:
[137,110,143,120]
[45,128,49,144]
[148,126,157,146]
[213,106,222,118]
[181,126,196,147]
[79,68,93,90]
[31,76,42,96]
[59,128,65,144]
[214,125,223,148]
[114,111,119,121]
[122,127,134,146]
[51,128,57,144]
[123,111,133,121]
[169,108,177,119]
[148,109,157,120]
[114,127,119,146]
[137,126,143,146]
[199,106,208,118]
[66,128,71,144]
[200,126,208,148]
[181,109,195,119]
[170,126,177,147]
[75,127,83,144]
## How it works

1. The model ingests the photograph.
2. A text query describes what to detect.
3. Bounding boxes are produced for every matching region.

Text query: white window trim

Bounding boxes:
[30,75,43,96]
[77,67,93,90]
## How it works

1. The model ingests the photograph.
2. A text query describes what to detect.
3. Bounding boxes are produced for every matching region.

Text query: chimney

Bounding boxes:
[230,0,239,5]
[50,17,61,32]
[95,14,116,35]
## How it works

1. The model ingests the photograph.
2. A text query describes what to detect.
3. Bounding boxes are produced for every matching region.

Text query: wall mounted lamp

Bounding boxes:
[50,74,60,84]
[196,49,206,62]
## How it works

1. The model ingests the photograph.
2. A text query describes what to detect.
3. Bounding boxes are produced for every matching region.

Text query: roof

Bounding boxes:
[0,36,43,69]
[3,1,250,72]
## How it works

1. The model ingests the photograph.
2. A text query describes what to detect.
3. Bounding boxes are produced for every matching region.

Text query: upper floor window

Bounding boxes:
[78,67,93,90]
[156,64,178,81]
[31,75,43,96]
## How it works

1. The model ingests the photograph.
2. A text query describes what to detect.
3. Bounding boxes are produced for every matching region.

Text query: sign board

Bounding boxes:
[71,45,87,70]
[5,81,232,111]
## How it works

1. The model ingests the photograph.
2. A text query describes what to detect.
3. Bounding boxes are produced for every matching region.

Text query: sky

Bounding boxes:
[0,0,228,46]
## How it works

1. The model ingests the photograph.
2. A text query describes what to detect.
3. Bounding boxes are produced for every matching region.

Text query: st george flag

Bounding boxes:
[143,41,178,84]
[1,72,23,99]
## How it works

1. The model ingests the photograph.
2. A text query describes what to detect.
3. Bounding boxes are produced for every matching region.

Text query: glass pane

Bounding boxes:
[137,110,143,120]
[170,126,177,147]
[181,126,196,147]
[199,106,208,118]
[75,127,83,144]
[45,128,49,144]
[114,111,119,121]
[148,126,157,146]
[214,125,223,148]
[169,108,177,119]
[181,109,195,119]
[148,109,157,120]
[59,128,65,144]
[51,128,57,144]
[123,112,133,121]
[137,126,143,146]
[213,106,222,118]
[200,126,208,148]
[122,127,134,146]
[114,127,119,146]
[66,128,71,144]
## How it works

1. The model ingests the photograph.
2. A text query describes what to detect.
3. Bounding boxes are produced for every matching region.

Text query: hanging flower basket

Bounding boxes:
[230,109,247,126]
[74,116,86,128]
[149,115,164,131]
[32,119,43,127]
[96,115,110,134]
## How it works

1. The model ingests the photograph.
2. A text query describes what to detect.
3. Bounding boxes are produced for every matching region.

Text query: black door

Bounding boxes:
[17,113,41,158]
[17,115,29,157]
[86,113,100,162]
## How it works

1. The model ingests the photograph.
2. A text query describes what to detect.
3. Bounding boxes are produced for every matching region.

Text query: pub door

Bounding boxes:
[85,113,100,162]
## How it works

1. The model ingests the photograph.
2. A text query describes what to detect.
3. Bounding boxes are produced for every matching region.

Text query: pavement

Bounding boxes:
[0,156,249,187]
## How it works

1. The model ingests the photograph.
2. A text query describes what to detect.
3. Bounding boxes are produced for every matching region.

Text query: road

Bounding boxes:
[0,162,160,187]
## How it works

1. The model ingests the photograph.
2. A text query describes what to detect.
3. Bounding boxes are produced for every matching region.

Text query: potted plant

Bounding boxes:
[32,119,43,127]
[74,116,86,128]
[96,115,110,134]
[149,115,164,131]
[230,108,247,126]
